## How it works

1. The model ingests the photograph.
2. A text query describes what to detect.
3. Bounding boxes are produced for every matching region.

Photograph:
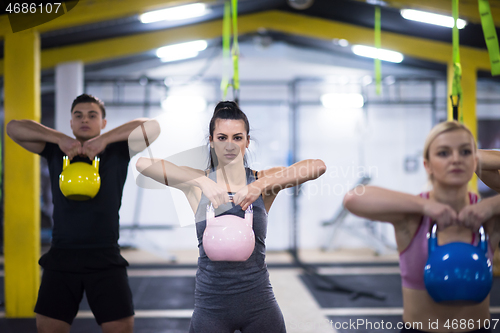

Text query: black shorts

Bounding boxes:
[34,267,134,325]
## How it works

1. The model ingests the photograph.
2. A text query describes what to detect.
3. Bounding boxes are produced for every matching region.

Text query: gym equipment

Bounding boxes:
[297,175,385,301]
[203,199,255,261]
[424,224,493,304]
[320,175,394,255]
[478,0,500,76]
[374,5,382,95]
[59,156,101,201]
[450,0,463,122]
[221,0,240,104]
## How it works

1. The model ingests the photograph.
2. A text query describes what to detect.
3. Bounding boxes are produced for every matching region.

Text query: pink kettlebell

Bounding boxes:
[203,199,255,262]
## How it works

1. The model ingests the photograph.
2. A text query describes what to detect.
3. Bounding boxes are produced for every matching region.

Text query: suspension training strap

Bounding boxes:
[375,5,382,95]
[478,0,500,76]
[221,1,231,99]
[231,0,240,104]
[450,0,463,122]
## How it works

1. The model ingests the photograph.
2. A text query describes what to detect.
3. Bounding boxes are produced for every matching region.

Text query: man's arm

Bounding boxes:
[6,119,81,158]
[82,118,160,159]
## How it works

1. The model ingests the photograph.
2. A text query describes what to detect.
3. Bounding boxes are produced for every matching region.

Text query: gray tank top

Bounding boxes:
[194,168,269,295]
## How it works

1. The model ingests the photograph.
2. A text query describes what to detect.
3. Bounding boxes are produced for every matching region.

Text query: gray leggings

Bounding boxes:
[189,286,286,333]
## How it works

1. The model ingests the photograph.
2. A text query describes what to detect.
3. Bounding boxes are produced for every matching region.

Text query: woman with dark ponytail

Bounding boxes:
[137,101,326,333]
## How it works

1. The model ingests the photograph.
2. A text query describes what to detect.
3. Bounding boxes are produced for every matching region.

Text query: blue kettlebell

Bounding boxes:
[424,224,493,305]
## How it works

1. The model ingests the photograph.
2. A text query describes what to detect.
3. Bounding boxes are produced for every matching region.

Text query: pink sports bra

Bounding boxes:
[399,192,493,290]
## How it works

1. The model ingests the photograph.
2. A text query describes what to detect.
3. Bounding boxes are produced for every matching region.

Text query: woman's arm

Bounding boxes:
[136,158,229,208]
[477,149,500,170]
[458,194,500,249]
[476,150,500,193]
[343,186,458,228]
[233,159,326,211]
[458,194,500,231]
[6,119,82,158]
[343,186,422,224]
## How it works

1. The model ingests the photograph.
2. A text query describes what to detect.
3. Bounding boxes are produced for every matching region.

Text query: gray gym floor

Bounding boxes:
[1,249,499,333]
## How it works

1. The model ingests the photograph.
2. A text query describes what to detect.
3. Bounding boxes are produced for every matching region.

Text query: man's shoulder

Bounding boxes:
[102,141,130,161]
[106,140,129,149]
[40,141,63,159]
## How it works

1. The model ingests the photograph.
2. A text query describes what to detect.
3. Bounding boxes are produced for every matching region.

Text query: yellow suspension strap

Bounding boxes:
[221,1,231,99]
[375,5,382,95]
[220,0,240,104]
[450,0,463,122]
[231,0,240,104]
[478,0,500,76]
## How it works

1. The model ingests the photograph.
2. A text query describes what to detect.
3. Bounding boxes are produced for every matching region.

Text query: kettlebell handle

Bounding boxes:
[428,223,438,254]
[206,194,253,214]
[478,225,489,254]
[62,156,100,171]
[428,222,488,254]
[62,156,70,170]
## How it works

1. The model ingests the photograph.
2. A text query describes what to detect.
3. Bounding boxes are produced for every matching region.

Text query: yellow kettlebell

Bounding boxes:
[59,156,101,201]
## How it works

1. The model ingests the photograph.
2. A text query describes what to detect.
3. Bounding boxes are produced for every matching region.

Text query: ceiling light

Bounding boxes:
[321,93,364,109]
[160,51,200,63]
[366,0,387,5]
[351,45,404,63]
[333,38,349,47]
[362,75,373,86]
[400,9,467,29]
[157,40,208,62]
[162,95,207,113]
[140,3,208,24]
[338,39,349,47]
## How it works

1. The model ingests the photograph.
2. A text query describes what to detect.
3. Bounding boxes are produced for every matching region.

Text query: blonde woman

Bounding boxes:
[344,121,500,333]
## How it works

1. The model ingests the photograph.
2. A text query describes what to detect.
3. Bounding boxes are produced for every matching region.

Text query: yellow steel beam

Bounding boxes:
[255,11,491,70]
[40,18,230,71]
[1,0,496,36]
[3,29,41,318]
[0,11,492,75]
[0,0,216,35]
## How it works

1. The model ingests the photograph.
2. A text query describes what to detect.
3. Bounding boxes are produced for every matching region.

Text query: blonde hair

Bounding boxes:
[423,121,477,161]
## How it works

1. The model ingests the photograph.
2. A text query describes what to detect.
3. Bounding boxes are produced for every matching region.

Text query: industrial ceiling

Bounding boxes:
[1,0,498,78]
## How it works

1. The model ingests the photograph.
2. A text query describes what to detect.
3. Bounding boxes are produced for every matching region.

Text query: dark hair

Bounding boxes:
[208,101,250,169]
[71,94,106,119]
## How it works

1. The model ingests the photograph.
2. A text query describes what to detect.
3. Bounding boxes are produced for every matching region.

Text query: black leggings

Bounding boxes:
[189,287,286,333]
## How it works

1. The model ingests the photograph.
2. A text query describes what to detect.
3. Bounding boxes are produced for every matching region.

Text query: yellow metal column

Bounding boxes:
[4,29,41,317]
[447,62,478,192]
[461,64,478,141]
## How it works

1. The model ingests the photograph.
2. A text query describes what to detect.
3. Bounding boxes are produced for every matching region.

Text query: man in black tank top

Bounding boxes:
[6,94,159,333]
